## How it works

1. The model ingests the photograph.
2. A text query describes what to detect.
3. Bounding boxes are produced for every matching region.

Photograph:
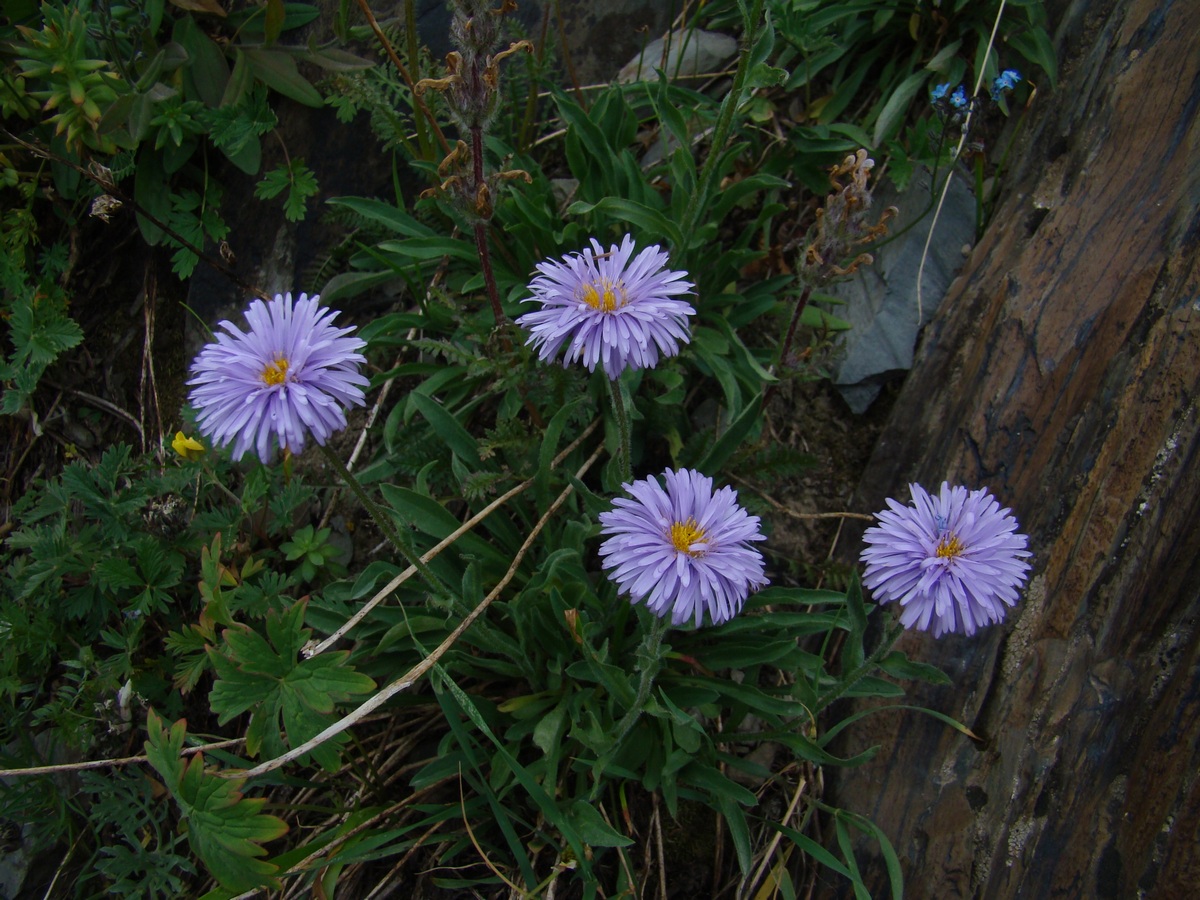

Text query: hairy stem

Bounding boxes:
[763,283,813,405]
[607,377,633,483]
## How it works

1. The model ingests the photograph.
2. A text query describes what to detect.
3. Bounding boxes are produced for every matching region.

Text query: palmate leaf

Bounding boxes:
[7,295,84,367]
[144,710,288,892]
[208,600,376,771]
[254,159,319,222]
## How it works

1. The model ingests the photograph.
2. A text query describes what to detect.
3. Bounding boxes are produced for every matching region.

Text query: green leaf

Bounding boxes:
[207,601,376,771]
[719,794,753,874]
[566,197,684,251]
[221,49,252,107]
[7,296,83,367]
[242,49,323,107]
[877,651,952,685]
[840,811,904,899]
[174,15,229,107]
[263,0,286,44]
[408,391,482,465]
[769,821,853,879]
[835,816,873,900]
[872,70,930,147]
[326,197,434,236]
[376,236,478,263]
[144,711,288,892]
[300,47,375,72]
[840,571,867,673]
[434,673,593,882]
[566,799,633,847]
[254,159,319,221]
[695,394,762,475]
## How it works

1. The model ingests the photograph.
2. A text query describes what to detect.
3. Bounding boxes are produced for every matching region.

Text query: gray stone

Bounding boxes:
[618,29,739,83]
[830,168,976,413]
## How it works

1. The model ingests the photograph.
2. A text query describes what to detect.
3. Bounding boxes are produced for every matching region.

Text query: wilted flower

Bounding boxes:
[598,468,768,628]
[516,234,695,379]
[188,292,368,462]
[860,482,1031,638]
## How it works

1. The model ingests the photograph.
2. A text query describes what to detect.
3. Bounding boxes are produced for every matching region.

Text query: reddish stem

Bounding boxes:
[764,284,813,405]
[471,125,505,327]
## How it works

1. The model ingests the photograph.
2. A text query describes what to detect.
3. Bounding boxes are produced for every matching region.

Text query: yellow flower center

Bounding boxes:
[262,356,289,386]
[935,533,965,559]
[581,278,625,313]
[669,518,708,557]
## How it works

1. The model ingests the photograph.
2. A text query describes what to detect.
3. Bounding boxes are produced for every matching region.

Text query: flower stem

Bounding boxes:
[607,378,633,483]
[618,615,668,738]
[471,125,506,329]
[816,617,906,712]
[591,615,669,795]
[318,442,448,596]
[763,284,813,406]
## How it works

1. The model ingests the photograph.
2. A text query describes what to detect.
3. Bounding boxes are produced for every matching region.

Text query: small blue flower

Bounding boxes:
[949,86,969,111]
[931,83,951,101]
[991,69,1022,101]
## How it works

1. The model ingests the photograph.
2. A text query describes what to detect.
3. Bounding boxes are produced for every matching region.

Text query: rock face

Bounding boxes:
[830,168,976,414]
[825,0,1200,896]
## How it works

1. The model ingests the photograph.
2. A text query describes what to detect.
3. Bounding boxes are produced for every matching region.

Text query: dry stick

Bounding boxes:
[309,418,600,656]
[140,265,163,458]
[317,339,413,533]
[916,0,1009,321]
[0,738,246,778]
[459,768,525,894]
[361,817,449,900]
[741,772,810,900]
[653,792,668,900]
[53,385,145,445]
[468,91,506,328]
[230,778,457,900]
[728,474,875,523]
[764,284,814,406]
[243,441,606,779]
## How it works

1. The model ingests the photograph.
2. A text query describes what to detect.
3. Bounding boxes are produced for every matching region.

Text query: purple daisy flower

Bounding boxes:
[188,292,368,462]
[860,482,1032,638]
[598,468,768,628]
[515,234,695,379]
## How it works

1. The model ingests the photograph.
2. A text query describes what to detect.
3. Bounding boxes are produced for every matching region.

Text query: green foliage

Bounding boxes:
[9,2,123,151]
[164,181,230,279]
[0,253,83,414]
[255,157,320,222]
[83,768,199,898]
[208,600,376,772]
[144,710,289,892]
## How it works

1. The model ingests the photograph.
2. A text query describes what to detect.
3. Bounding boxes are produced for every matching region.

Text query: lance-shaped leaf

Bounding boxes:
[144,710,287,892]
[207,600,376,771]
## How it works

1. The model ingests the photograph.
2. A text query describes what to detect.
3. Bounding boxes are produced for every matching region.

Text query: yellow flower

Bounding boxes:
[172,432,206,461]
